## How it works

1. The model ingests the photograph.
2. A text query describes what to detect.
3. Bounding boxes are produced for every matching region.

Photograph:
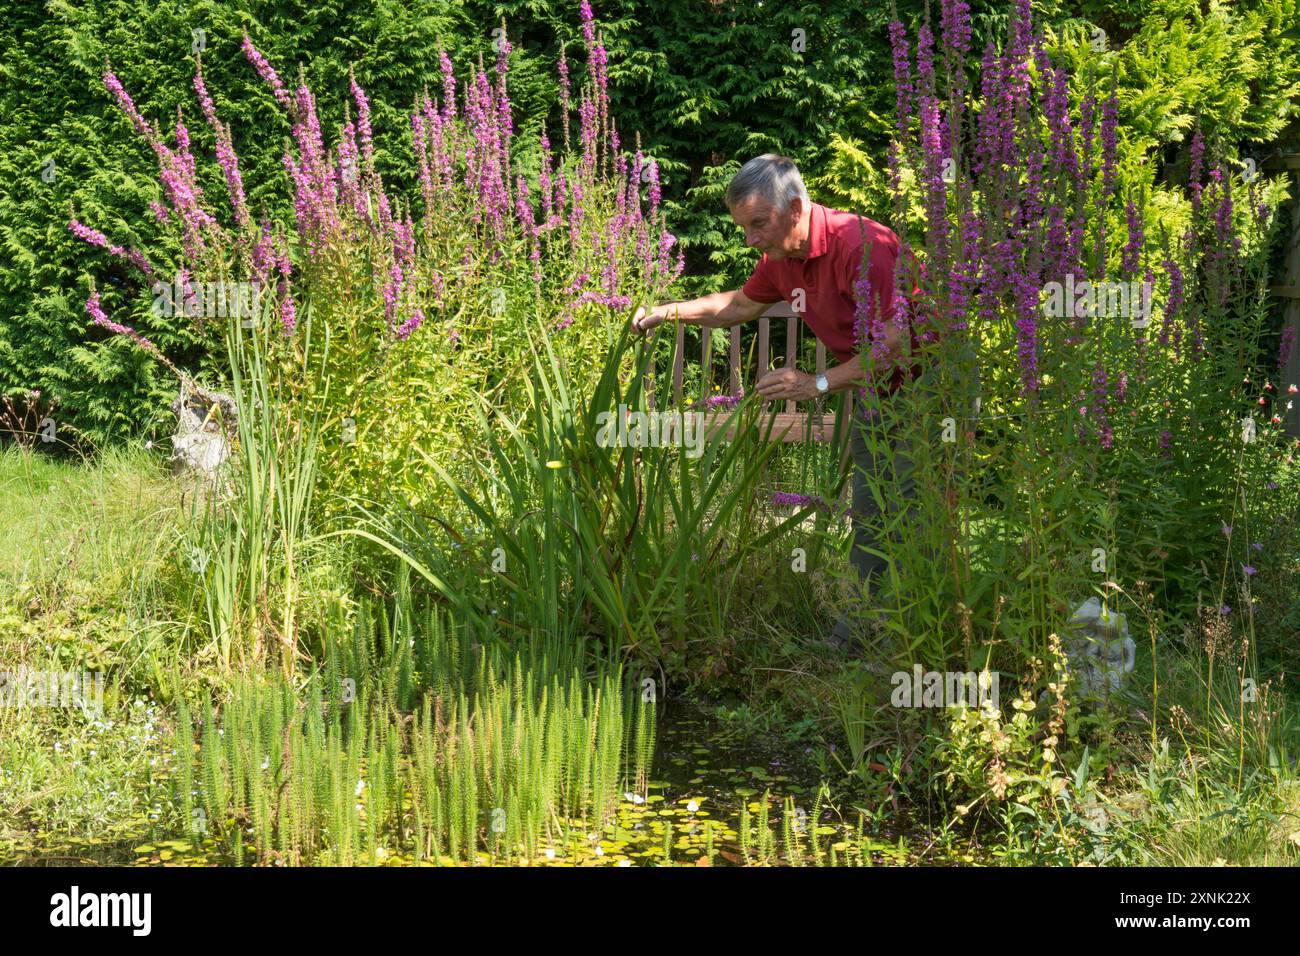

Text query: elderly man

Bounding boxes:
[631,153,922,652]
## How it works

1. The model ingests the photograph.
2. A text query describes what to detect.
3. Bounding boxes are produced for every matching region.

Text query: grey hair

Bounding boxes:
[725,154,810,214]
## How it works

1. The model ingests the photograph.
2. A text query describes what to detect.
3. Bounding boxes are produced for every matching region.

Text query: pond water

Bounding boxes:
[3,699,958,867]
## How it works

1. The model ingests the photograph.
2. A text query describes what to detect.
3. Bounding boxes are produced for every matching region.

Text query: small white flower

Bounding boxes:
[617,859,631,867]
[355,779,365,796]
[544,848,556,860]
[595,845,605,856]
[261,757,270,770]
[686,800,699,813]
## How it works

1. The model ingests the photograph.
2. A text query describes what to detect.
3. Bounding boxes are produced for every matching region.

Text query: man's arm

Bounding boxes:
[632,288,771,332]
[755,319,909,401]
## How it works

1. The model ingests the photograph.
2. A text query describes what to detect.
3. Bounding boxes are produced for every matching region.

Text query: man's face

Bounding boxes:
[730,194,804,260]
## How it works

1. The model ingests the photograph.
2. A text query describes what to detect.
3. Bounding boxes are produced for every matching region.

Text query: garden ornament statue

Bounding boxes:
[170,382,237,480]
[1063,596,1136,698]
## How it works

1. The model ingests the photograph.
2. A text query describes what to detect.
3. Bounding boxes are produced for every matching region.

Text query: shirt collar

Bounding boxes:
[794,202,827,260]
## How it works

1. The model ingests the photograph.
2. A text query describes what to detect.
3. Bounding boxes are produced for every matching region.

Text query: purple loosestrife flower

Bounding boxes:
[1097,76,1120,266]
[494,31,514,143]
[276,244,295,335]
[574,291,632,309]
[888,20,913,140]
[557,51,571,152]
[194,65,251,231]
[242,36,294,112]
[174,113,196,182]
[972,42,999,179]
[103,70,216,260]
[177,267,199,317]
[87,290,151,345]
[337,121,365,221]
[251,220,275,289]
[578,91,597,176]
[350,68,375,170]
[396,309,424,341]
[102,70,158,143]
[149,201,169,223]
[1159,430,1172,457]
[852,261,873,352]
[1123,190,1143,276]
[1278,324,1295,371]
[278,279,296,335]
[392,214,415,271]
[647,159,661,216]
[539,131,554,221]
[707,393,743,410]
[1160,255,1184,349]
[656,230,677,285]
[85,290,183,379]
[940,0,972,56]
[1188,128,1205,215]
[383,263,404,327]
[412,106,434,214]
[439,49,457,126]
[1090,362,1112,449]
[68,220,156,278]
[771,492,821,508]
[1014,275,1040,393]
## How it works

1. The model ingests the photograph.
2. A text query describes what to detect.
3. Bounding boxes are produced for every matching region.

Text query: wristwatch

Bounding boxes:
[815,373,829,395]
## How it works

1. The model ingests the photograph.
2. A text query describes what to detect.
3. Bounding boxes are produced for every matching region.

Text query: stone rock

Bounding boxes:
[170,383,236,479]
[1064,596,1136,697]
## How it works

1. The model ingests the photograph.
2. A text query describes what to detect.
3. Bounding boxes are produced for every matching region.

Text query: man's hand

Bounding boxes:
[631,304,672,334]
[755,367,819,402]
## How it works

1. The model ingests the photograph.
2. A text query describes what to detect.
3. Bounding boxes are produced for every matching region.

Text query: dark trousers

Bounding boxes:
[847,409,918,601]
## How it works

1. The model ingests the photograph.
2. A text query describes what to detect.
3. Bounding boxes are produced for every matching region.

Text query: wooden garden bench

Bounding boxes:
[648,301,856,446]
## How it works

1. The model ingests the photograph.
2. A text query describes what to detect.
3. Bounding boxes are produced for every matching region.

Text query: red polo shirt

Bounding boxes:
[741,202,924,396]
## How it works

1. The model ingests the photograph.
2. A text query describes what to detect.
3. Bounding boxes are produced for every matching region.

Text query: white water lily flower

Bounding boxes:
[687,800,699,813]
[595,845,605,856]
[617,859,632,867]
[544,848,556,860]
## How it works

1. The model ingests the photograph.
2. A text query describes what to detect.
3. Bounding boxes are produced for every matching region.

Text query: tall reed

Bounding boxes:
[190,299,328,676]
[174,591,655,865]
